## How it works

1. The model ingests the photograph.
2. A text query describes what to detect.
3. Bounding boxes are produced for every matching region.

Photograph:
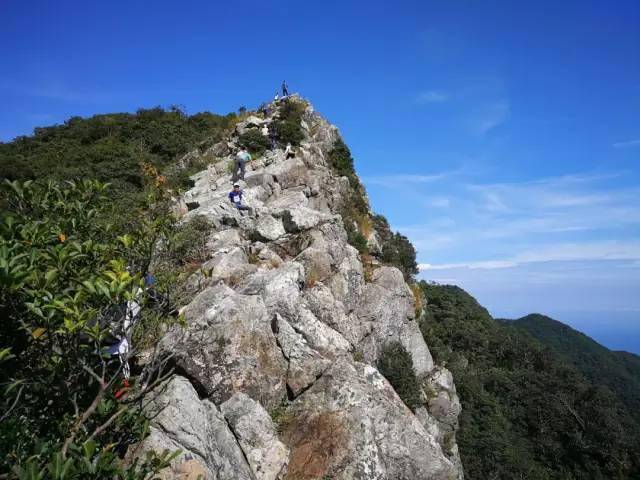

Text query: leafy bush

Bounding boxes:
[346,226,369,254]
[273,100,305,146]
[166,215,213,266]
[377,342,422,411]
[373,215,418,281]
[327,138,357,182]
[238,129,271,155]
[0,179,178,478]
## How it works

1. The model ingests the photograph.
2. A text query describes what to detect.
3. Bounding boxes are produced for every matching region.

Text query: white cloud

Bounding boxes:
[613,139,640,148]
[419,241,640,271]
[363,172,449,187]
[415,90,449,104]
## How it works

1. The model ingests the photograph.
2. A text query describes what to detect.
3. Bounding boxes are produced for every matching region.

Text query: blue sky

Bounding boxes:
[2,1,639,352]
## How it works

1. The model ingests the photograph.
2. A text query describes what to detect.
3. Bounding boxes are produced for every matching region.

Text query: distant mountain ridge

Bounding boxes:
[502,313,640,424]
[420,283,640,479]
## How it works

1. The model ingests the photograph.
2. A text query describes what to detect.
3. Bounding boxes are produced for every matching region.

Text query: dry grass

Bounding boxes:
[282,411,347,480]
[361,254,378,283]
[409,283,423,318]
[305,265,321,289]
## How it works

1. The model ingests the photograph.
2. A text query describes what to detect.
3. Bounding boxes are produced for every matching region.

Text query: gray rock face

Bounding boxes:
[147,97,463,479]
[281,359,458,480]
[221,393,289,480]
[135,376,254,480]
[160,283,288,408]
[356,267,434,377]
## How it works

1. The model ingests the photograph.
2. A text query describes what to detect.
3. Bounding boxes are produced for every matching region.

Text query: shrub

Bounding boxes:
[273,100,306,146]
[327,138,357,181]
[373,215,418,281]
[377,342,423,411]
[166,215,213,266]
[347,227,369,254]
[238,129,271,156]
[274,119,305,147]
[0,179,177,478]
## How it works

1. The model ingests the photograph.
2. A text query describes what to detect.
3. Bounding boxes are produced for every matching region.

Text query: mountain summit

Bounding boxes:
[133,96,464,479]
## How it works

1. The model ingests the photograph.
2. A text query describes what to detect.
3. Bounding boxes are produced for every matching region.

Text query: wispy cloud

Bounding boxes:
[424,196,451,208]
[471,100,510,136]
[419,241,640,271]
[613,139,640,148]
[387,170,640,278]
[363,172,450,187]
[415,90,449,104]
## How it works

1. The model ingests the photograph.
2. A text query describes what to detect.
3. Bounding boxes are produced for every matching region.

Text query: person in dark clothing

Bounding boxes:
[282,80,289,97]
[228,184,252,215]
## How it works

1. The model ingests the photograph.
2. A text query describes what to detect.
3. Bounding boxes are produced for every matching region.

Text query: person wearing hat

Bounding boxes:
[228,184,252,215]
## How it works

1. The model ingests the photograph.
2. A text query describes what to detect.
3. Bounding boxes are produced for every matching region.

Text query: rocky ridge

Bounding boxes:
[141,96,464,480]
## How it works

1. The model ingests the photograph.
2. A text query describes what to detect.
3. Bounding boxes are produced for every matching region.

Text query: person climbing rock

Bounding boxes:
[284,142,295,159]
[282,80,289,97]
[228,184,252,215]
[232,148,251,182]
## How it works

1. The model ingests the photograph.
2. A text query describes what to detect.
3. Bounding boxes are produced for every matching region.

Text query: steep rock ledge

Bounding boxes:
[140,96,464,480]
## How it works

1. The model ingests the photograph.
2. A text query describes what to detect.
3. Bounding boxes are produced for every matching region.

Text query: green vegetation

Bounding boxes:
[238,129,270,156]
[326,142,417,280]
[327,138,359,186]
[0,179,179,478]
[273,100,305,146]
[326,139,371,254]
[505,313,640,425]
[372,214,418,281]
[0,106,234,221]
[377,342,422,411]
[419,282,640,480]
[0,107,230,477]
[165,215,213,267]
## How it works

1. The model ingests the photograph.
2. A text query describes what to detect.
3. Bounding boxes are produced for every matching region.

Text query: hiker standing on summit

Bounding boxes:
[232,147,251,182]
[282,80,289,97]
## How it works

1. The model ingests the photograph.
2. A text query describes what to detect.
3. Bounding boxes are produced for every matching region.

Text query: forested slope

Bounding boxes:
[419,283,640,480]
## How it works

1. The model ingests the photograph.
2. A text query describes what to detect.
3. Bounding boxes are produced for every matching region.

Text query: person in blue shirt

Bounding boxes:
[228,184,252,215]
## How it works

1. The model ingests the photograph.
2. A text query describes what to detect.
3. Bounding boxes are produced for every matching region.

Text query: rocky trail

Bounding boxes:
[140,96,464,480]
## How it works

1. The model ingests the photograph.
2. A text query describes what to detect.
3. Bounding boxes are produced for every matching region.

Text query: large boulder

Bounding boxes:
[252,214,286,242]
[159,284,288,408]
[221,393,289,480]
[356,267,434,377]
[135,376,254,480]
[265,158,307,189]
[274,313,331,396]
[279,207,336,233]
[281,359,457,480]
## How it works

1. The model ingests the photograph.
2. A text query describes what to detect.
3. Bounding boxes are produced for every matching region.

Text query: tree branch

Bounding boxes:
[0,384,24,423]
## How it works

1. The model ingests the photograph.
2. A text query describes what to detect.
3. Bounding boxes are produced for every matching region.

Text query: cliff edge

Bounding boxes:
[140,96,464,480]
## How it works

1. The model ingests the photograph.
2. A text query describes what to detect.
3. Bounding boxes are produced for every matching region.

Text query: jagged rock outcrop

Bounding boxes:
[143,95,464,479]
